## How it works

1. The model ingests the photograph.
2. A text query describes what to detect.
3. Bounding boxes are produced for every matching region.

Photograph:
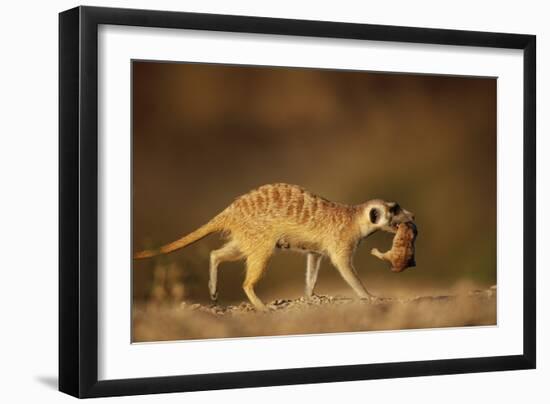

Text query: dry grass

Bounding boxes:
[132,286,496,342]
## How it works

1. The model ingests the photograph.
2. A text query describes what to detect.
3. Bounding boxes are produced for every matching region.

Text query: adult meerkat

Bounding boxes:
[134,183,414,310]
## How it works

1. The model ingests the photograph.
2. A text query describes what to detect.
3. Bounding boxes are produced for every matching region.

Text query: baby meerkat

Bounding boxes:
[134,183,415,310]
[371,222,417,273]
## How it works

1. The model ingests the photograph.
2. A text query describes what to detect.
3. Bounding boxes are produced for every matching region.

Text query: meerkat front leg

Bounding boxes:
[208,241,244,301]
[242,248,272,311]
[305,253,322,299]
[330,252,374,301]
[370,248,386,261]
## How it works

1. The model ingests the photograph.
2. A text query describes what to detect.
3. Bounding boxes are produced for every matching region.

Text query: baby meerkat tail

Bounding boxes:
[134,214,226,259]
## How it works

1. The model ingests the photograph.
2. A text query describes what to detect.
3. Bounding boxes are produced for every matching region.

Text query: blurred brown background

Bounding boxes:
[132,61,496,306]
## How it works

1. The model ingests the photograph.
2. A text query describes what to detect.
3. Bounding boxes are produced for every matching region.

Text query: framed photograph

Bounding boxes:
[59,6,536,398]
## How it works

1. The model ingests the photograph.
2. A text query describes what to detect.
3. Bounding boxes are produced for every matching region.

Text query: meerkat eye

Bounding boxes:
[369,208,380,224]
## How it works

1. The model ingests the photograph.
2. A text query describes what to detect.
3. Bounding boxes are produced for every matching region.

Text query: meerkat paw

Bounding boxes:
[371,248,384,259]
[254,303,270,313]
[208,280,218,302]
[359,293,377,303]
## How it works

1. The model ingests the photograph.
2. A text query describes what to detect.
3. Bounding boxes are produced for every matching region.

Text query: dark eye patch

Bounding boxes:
[369,208,380,224]
[390,203,401,214]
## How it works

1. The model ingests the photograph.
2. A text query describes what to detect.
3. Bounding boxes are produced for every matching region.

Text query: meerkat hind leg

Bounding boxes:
[209,241,244,301]
[305,253,322,299]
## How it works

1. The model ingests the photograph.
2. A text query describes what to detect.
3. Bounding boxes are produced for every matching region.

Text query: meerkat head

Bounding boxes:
[359,199,415,237]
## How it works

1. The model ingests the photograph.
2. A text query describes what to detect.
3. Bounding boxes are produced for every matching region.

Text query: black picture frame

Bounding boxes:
[59,5,536,398]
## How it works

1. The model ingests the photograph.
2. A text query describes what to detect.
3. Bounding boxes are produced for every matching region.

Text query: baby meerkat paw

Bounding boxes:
[371,248,384,259]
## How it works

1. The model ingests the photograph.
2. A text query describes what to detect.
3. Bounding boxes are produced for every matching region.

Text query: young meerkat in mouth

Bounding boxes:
[134,183,415,310]
[371,222,417,273]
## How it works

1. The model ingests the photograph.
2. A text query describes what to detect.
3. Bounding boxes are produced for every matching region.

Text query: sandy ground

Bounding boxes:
[132,286,496,342]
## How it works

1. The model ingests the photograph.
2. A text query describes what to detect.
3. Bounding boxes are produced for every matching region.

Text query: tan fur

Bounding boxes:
[371,222,417,273]
[134,183,415,310]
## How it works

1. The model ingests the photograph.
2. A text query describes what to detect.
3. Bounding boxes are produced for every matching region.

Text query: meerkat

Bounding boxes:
[134,183,415,310]
[371,222,417,273]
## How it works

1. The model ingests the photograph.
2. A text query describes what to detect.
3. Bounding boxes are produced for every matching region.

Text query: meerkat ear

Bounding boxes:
[369,208,380,224]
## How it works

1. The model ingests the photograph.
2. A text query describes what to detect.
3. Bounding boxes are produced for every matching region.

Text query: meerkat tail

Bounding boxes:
[134,216,224,259]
